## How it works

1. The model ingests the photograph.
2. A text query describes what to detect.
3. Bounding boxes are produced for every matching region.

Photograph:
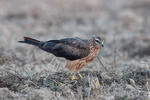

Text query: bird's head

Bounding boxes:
[91,36,104,48]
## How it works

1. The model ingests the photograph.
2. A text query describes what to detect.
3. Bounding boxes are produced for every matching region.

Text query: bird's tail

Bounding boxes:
[18,37,41,46]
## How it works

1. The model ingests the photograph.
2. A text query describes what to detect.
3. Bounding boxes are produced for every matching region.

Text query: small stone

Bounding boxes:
[125,84,136,91]
[129,78,137,88]
[101,72,111,80]
[90,77,101,90]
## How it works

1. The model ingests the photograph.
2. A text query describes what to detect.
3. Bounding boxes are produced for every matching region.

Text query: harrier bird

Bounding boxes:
[19,36,104,80]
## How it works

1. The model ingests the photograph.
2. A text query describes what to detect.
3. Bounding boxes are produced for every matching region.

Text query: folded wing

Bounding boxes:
[40,38,90,60]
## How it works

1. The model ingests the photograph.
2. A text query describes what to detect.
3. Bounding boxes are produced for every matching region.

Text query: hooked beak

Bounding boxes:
[100,41,104,47]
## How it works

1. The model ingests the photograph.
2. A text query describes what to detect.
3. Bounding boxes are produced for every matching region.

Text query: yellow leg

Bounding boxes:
[72,74,79,80]
[77,71,82,78]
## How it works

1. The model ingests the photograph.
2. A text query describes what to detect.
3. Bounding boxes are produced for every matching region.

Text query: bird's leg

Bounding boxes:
[72,74,78,80]
[77,71,82,78]
[71,73,79,80]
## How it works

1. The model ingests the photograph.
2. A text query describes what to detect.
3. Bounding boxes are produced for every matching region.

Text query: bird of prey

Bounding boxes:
[19,36,104,80]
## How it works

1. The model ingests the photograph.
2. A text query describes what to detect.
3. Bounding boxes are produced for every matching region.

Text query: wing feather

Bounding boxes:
[40,38,90,60]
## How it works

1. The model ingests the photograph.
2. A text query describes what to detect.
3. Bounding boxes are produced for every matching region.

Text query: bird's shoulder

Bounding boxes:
[59,37,90,49]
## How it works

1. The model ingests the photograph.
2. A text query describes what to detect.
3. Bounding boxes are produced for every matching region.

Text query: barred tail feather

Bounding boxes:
[18,37,41,46]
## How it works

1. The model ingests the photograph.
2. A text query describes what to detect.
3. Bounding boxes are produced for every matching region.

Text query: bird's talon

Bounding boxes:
[72,75,79,80]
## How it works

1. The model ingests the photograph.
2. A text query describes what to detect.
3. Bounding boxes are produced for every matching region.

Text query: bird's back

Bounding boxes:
[39,37,90,60]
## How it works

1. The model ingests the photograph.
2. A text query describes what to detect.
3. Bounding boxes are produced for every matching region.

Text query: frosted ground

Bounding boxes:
[0,0,150,99]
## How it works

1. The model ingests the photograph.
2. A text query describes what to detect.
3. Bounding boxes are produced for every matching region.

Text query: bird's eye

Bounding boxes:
[95,39,99,43]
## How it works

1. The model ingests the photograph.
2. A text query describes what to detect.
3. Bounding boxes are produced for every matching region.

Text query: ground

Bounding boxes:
[0,0,150,100]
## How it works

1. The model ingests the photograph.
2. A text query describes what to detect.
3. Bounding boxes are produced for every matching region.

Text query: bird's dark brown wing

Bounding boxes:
[39,38,90,60]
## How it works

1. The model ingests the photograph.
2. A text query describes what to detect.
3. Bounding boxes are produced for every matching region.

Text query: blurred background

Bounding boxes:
[0,0,150,99]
